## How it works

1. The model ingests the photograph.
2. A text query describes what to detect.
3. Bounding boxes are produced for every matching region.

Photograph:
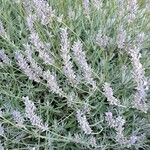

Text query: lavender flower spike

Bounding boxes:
[116,25,127,49]
[23,0,33,14]
[0,20,5,36]
[103,82,120,106]
[29,32,54,65]
[15,52,40,82]
[76,109,92,135]
[83,0,90,16]
[12,110,24,127]
[128,45,148,113]
[32,0,55,25]
[105,112,114,127]
[105,112,139,147]
[60,28,77,84]
[127,0,138,22]
[105,112,127,146]
[0,49,11,65]
[26,14,37,32]
[24,43,43,76]
[43,70,65,97]
[0,123,4,136]
[23,96,48,131]
[96,33,111,48]
[72,40,96,88]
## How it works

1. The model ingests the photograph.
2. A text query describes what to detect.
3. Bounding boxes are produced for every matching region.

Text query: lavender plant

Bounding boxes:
[0,0,150,149]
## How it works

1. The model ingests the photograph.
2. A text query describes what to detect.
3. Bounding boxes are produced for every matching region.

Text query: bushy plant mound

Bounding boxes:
[0,0,150,149]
